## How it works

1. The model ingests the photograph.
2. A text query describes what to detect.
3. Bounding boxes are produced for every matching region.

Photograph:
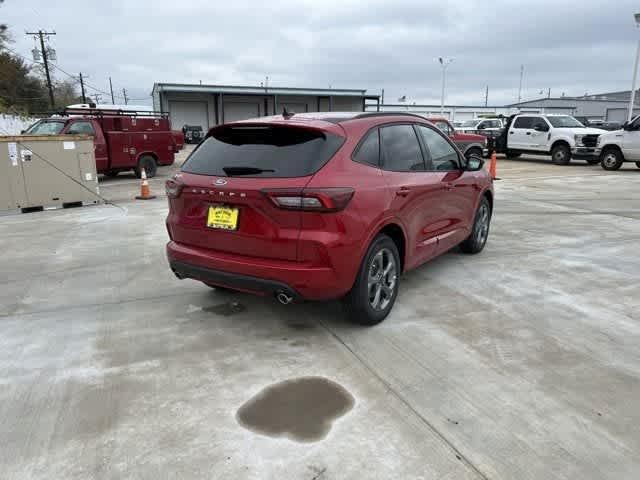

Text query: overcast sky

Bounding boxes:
[3,0,640,106]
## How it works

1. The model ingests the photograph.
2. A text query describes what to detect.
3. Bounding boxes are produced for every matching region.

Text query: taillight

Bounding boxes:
[262,188,354,212]
[165,179,183,198]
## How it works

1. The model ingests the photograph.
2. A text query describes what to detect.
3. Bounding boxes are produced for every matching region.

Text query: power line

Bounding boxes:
[4,45,151,103]
[25,30,56,107]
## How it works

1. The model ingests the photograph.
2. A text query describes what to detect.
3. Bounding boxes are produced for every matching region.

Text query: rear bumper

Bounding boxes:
[169,260,302,300]
[571,146,601,158]
[166,241,347,300]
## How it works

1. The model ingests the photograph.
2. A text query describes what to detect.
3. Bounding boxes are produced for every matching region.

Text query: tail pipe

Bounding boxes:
[276,291,294,305]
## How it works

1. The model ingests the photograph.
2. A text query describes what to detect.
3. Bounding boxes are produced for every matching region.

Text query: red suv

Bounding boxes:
[166,112,493,325]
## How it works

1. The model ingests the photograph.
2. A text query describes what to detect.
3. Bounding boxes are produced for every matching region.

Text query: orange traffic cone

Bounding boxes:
[488,151,500,180]
[135,168,156,200]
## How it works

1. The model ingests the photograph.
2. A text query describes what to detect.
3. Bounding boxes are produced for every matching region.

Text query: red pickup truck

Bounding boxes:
[425,116,489,159]
[24,108,176,178]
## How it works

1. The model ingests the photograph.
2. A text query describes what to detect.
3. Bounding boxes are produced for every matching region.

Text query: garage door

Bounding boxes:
[224,102,261,122]
[606,108,632,122]
[169,101,208,131]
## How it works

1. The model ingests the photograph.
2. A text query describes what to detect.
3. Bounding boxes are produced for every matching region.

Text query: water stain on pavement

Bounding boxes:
[236,376,355,443]
[203,301,246,316]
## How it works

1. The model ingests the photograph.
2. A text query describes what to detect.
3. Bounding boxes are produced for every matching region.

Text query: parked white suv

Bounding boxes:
[598,115,640,170]
[497,114,606,165]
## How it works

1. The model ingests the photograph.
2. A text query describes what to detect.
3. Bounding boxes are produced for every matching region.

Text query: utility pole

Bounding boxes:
[548,87,551,99]
[438,57,454,115]
[517,64,524,103]
[381,88,385,105]
[109,77,115,104]
[484,85,489,107]
[26,30,56,108]
[94,93,103,104]
[78,72,86,103]
[122,88,128,105]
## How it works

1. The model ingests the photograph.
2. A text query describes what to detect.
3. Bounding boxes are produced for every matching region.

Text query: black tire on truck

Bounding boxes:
[551,143,571,165]
[601,148,624,171]
[343,234,400,326]
[105,170,119,177]
[506,150,521,159]
[135,155,158,178]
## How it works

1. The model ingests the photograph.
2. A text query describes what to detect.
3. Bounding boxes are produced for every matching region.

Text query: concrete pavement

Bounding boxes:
[1,154,639,479]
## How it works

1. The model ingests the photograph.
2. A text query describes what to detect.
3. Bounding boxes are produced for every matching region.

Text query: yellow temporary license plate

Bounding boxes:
[206,206,239,230]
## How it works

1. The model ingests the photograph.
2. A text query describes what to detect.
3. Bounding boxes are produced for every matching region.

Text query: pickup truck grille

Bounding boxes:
[582,134,599,147]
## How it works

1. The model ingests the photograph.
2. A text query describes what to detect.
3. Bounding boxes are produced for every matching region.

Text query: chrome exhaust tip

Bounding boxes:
[276,291,294,305]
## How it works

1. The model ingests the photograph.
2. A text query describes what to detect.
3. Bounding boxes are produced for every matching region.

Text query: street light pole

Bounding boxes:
[438,57,453,116]
[628,13,640,122]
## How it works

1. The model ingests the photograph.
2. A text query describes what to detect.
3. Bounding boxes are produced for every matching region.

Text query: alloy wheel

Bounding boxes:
[367,248,397,311]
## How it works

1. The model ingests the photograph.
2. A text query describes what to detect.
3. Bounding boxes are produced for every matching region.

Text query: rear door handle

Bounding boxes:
[509,131,515,134]
[396,187,411,197]
[444,183,455,191]
[526,132,531,135]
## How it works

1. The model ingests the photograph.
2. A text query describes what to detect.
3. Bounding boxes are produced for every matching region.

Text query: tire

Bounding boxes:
[506,150,521,159]
[465,147,483,160]
[586,158,600,165]
[551,144,571,165]
[343,234,400,326]
[135,155,158,178]
[601,148,623,171]
[105,170,119,177]
[459,197,491,254]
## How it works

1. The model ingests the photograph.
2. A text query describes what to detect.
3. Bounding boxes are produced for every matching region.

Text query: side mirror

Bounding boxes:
[623,121,632,131]
[20,130,26,134]
[476,124,485,130]
[466,155,484,171]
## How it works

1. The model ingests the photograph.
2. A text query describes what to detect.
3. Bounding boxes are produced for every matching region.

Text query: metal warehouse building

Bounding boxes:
[152,83,380,131]
[507,90,640,122]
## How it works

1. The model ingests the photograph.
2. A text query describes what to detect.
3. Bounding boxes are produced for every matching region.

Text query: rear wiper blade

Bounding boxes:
[222,166,275,176]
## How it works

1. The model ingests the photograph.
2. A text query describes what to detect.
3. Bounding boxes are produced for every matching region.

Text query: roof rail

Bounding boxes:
[54,108,169,118]
[351,112,428,121]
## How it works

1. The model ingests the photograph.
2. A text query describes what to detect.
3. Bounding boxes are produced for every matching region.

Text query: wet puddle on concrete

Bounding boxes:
[236,377,355,443]
[203,302,246,316]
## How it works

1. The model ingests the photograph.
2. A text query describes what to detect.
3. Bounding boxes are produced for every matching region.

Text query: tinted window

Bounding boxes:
[417,126,460,171]
[182,125,344,177]
[513,116,537,129]
[66,121,95,135]
[380,124,425,171]
[26,120,65,135]
[353,128,380,167]
[531,118,549,130]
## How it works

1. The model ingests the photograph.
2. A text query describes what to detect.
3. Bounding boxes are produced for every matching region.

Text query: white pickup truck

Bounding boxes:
[493,114,606,165]
[597,115,640,170]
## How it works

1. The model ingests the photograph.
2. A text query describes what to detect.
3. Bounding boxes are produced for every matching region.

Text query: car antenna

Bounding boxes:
[282,107,294,119]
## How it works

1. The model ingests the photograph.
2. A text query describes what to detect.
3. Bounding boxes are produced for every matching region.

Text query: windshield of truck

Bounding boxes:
[546,116,584,128]
[25,120,65,135]
[182,125,345,177]
[459,120,479,128]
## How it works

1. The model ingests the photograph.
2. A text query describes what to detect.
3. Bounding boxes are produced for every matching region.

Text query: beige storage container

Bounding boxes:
[0,135,101,212]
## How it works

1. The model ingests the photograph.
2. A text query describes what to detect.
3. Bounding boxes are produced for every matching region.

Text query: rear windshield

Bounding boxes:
[25,120,65,135]
[181,125,344,177]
